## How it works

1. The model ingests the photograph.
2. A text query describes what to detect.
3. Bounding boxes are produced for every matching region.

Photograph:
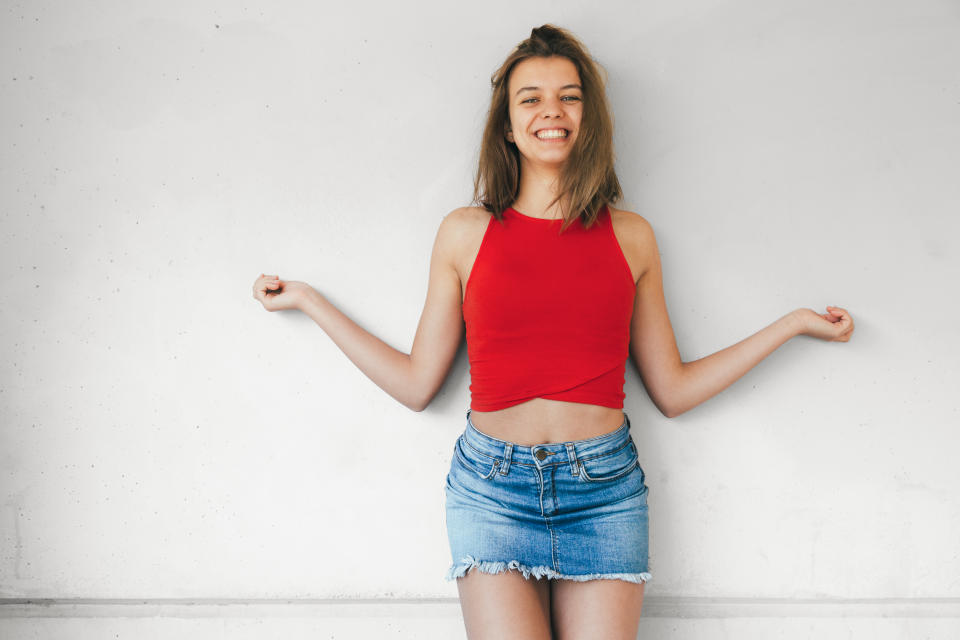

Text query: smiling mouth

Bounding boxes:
[535,128,569,140]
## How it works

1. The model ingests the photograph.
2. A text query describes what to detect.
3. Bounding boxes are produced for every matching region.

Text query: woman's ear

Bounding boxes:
[505,127,514,142]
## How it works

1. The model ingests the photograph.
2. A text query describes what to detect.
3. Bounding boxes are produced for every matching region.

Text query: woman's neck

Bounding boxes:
[513,162,568,219]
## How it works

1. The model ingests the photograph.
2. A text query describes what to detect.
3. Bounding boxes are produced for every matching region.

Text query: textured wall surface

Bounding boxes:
[2,0,958,637]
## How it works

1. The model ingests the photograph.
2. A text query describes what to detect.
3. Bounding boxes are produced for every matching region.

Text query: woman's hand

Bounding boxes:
[792,306,855,342]
[252,273,313,312]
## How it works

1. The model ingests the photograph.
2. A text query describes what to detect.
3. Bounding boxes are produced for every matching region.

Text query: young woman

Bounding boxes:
[252,24,854,640]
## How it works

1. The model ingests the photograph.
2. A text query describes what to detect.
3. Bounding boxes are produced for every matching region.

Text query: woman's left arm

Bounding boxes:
[623,212,854,418]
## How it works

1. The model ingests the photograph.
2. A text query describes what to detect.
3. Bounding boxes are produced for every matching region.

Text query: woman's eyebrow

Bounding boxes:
[515,84,583,97]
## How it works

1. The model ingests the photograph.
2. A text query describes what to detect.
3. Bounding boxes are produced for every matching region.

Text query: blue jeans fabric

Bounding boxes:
[444,409,651,583]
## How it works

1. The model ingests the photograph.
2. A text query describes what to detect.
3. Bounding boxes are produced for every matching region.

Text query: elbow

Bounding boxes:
[402,372,430,412]
[654,393,686,419]
[660,404,684,419]
[408,398,428,413]
[653,365,688,419]
[407,390,433,413]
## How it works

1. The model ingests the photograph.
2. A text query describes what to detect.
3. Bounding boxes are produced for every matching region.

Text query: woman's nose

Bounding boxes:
[541,99,563,118]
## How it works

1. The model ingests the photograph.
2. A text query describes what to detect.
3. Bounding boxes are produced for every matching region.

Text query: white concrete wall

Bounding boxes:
[2,0,958,637]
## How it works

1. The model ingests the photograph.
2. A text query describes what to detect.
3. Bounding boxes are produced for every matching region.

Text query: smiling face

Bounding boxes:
[506,56,583,172]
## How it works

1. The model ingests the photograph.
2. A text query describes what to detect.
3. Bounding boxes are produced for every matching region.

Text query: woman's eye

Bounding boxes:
[520,96,581,104]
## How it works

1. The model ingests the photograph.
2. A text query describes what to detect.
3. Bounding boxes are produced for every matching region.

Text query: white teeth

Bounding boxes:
[536,129,567,139]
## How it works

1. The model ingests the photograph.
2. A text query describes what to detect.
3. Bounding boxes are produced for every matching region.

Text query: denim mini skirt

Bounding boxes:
[444,409,651,584]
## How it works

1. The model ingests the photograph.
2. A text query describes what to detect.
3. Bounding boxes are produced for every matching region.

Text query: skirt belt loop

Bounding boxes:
[565,442,579,476]
[500,442,513,475]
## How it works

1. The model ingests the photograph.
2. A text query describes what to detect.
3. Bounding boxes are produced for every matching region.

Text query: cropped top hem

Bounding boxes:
[469,357,628,412]
[470,396,625,412]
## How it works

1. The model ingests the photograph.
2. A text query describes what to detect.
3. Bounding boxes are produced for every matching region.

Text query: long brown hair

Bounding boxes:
[473,25,622,233]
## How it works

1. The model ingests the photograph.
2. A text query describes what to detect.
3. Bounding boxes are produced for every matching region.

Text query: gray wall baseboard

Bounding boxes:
[3,597,960,618]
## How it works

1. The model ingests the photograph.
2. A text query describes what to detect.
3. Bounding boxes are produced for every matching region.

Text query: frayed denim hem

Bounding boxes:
[445,555,652,584]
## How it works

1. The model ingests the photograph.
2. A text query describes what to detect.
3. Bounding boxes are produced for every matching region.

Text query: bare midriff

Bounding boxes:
[468,398,626,446]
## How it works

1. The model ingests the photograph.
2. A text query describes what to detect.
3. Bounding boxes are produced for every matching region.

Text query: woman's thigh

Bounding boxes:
[551,578,645,640]
[456,569,552,640]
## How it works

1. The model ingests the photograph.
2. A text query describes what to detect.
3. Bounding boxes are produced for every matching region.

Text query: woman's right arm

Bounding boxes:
[252,210,467,412]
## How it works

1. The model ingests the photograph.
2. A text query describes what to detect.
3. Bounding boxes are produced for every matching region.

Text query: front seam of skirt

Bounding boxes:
[547,515,558,570]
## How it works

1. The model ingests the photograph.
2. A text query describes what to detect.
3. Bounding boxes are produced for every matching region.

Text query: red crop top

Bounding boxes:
[462,204,636,412]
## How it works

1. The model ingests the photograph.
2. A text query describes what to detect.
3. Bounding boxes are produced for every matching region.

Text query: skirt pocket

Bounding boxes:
[454,435,500,480]
[577,439,639,483]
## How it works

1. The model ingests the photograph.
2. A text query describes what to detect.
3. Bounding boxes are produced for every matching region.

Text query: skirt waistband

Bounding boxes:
[462,408,633,474]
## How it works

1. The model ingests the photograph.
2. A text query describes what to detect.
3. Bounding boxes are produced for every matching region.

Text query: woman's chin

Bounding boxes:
[520,154,572,171]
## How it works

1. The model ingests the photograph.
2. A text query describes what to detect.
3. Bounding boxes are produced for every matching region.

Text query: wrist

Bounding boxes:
[785,308,806,337]
[297,286,325,314]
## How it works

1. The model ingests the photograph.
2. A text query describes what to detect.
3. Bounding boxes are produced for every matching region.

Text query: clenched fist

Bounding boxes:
[792,306,855,342]
[252,273,313,312]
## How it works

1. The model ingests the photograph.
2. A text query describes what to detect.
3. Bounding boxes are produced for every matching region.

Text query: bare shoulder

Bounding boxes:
[436,206,492,251]
[443,205,493,231]
[608,205,658,282]
[608,205,654,239]
[434,206,494,284]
